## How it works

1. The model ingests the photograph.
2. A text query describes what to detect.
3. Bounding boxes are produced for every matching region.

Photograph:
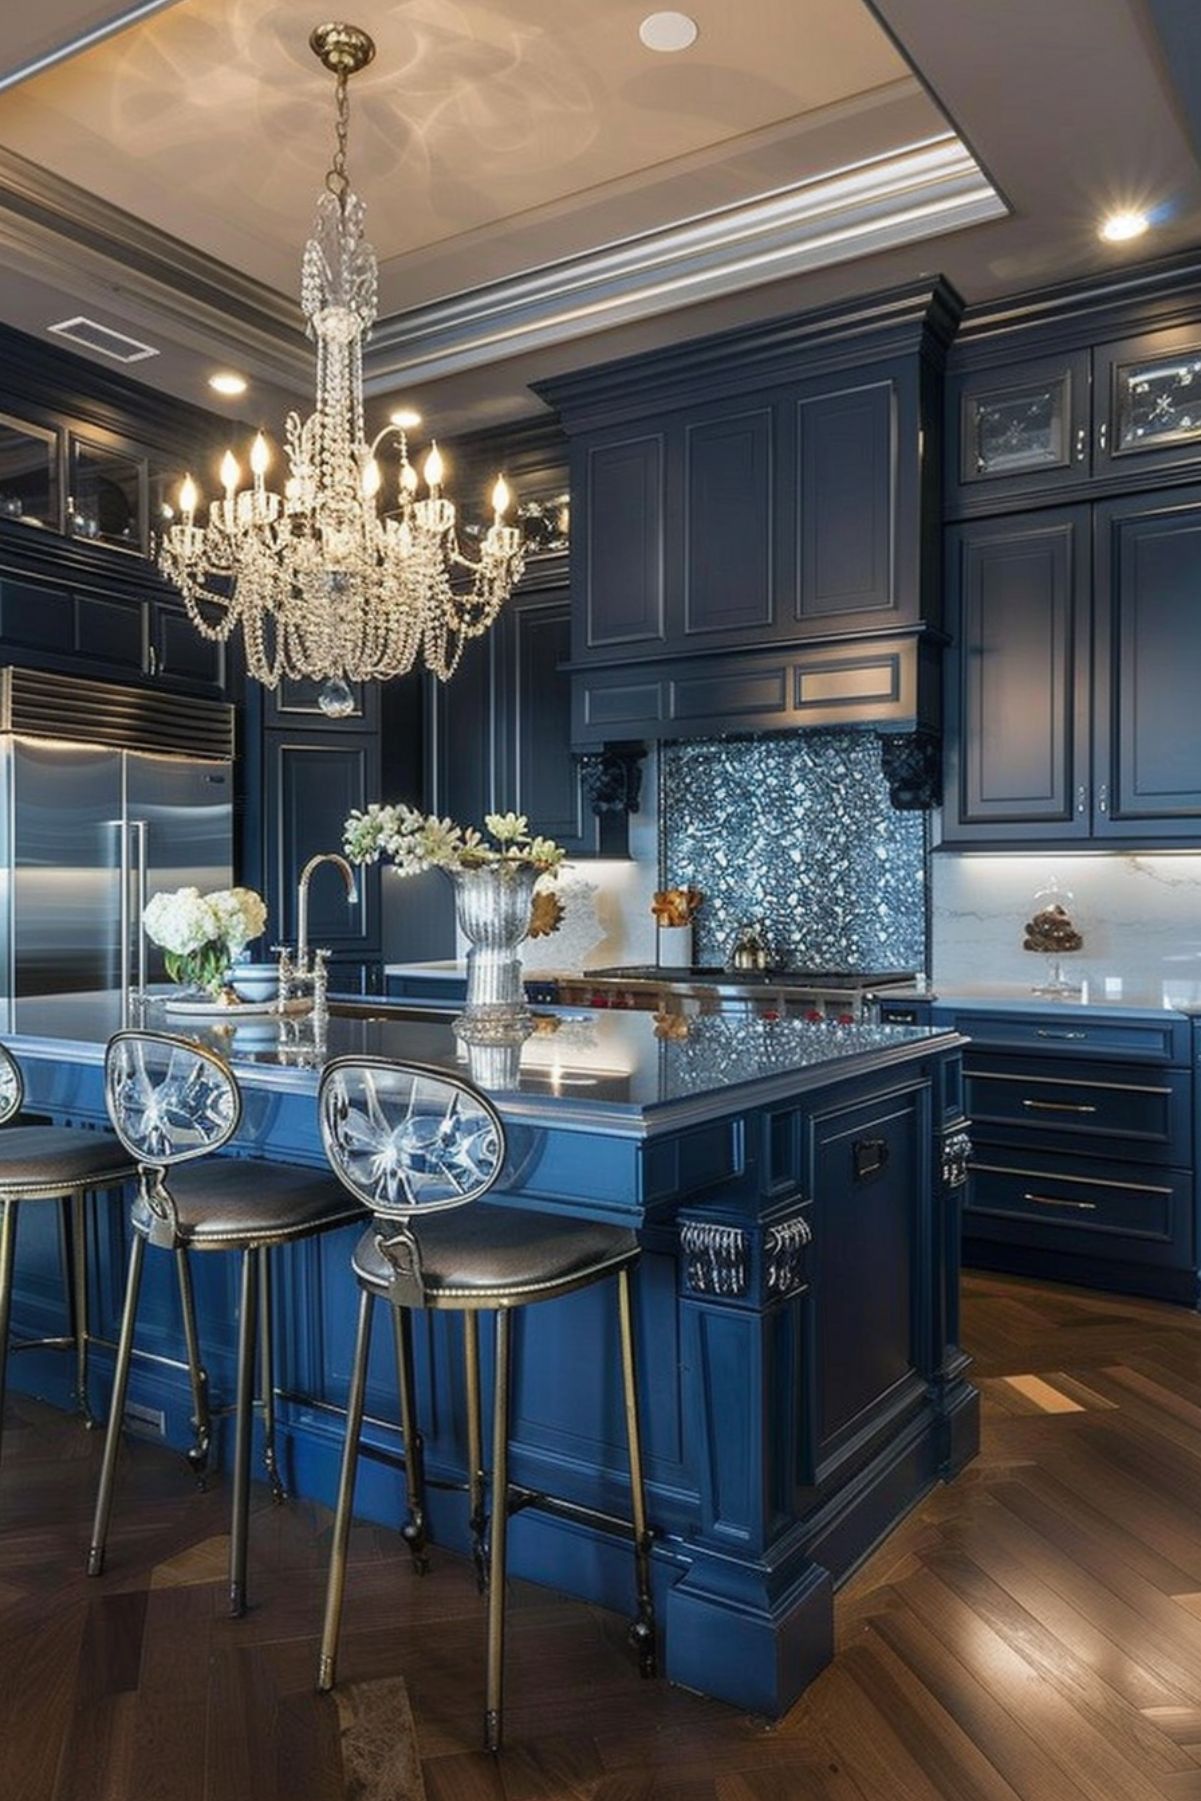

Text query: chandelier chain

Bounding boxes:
[325,70,352,204]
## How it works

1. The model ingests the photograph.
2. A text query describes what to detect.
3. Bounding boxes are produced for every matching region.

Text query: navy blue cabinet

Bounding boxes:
[428,573,601,856]
[1093,487,1201,839]
[265,731,380,972]
[943,508,1091,842]
[539,279,957,747]
[943,492,1201,846]
[879,998,1199,1306]
[948,351,1090,509]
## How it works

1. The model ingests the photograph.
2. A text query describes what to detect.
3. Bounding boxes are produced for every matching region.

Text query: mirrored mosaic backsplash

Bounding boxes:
[661,733,926,973]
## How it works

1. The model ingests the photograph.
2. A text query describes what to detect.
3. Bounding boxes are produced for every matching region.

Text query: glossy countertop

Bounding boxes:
[0,989,962,1134]
[892,977,1201,1018]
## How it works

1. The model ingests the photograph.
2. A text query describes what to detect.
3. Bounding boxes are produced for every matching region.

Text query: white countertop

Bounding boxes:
[908,977,1201,1017]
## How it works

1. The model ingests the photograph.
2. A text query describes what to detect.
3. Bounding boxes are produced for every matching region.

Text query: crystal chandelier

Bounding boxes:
[160,22,524,718]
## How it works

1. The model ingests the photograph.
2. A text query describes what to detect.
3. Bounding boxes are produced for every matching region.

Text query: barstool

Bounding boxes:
[87,1030,364,1615]
[315,1055,656,1754]
[0,1040,137,1471]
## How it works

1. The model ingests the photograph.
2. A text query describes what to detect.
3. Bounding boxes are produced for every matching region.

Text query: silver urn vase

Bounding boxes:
[451,863,539,1043]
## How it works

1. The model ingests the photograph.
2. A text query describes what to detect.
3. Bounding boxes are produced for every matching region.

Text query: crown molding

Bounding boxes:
[0,144,308,385]
[363,134,1003,393]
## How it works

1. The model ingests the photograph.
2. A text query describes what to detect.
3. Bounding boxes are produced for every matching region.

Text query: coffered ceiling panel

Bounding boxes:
[0,0,912,295]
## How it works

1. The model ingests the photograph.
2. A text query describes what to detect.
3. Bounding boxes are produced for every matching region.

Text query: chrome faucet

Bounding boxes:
[296,853,358,976]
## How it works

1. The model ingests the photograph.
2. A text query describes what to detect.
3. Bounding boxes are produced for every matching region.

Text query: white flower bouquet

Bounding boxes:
[142,885,268,998]
[343,806,566,878]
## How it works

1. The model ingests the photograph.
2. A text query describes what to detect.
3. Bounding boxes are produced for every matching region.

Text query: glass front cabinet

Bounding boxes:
[949,351,1091,508]
[1095,325,1201,480]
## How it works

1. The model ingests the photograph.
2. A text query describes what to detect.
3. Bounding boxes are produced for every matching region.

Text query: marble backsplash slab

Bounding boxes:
[660,734,926,972]
[931,853,1201,988]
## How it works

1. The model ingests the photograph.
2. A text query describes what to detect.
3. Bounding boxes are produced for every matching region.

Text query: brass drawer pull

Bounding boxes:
[1024,1191,1098,1212]
[1035,1029,1088,1040]
[1021,1099,1098,1114]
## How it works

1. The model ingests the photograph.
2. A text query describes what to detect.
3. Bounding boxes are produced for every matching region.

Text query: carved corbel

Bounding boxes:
[880,730,942,810]
[578,740,647,817]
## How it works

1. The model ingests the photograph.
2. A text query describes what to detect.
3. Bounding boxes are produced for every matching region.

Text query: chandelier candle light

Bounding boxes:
[160,23,525,718]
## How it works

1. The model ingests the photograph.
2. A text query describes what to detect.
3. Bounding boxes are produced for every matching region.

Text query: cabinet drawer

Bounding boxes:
[965,1151,1190,1264]
[940,1008,1190,1065]
[964,1057,1191,1164]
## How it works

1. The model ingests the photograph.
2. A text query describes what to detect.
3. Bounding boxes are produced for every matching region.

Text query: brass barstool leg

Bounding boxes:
[464,1309,487,1592]
[175,1248,211,1484]
[391,1306,428,1573]
[617,1264,656,1677]
[229,1246,258,1618]
[484,1307,512,1755]
[70,1190,95,1426]
[0,1198,18,1469]
[87,1231,146,1577]
[259,1246,285,1505]
[318,1286,374,1692]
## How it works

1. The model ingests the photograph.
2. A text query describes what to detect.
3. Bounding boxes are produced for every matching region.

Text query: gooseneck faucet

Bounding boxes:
[296,853,359,975]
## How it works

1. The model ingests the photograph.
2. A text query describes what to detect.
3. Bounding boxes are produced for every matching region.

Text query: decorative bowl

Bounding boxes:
[228,960,279,1003]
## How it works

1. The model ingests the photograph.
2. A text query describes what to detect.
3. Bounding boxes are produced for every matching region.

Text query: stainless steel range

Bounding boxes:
[540,967,917,1022]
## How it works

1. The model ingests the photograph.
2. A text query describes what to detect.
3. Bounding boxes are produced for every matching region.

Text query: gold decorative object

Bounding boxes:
[653,1011,691,1041]
[159,22,523,718]
[528,891,566,939]
[651,887,703,928]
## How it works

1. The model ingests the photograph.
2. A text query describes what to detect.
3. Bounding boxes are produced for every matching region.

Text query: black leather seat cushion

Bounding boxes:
[0,1126,135,1198]
[352,1204,639,1306]
[133,1158,363,1248]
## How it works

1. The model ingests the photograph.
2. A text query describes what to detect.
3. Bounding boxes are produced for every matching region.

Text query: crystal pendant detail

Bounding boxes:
[318,678,355,718]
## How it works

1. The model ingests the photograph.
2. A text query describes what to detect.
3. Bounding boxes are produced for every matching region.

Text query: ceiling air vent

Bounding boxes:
[46,316,159,363]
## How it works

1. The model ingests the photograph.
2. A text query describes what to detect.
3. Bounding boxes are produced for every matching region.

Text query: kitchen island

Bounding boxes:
[1,992,974,1714]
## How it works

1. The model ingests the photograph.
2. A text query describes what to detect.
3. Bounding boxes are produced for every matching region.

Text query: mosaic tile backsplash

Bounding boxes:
[661,734,926,972]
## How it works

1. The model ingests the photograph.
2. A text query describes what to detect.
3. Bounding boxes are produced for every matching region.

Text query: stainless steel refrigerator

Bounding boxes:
[0,668,234,998]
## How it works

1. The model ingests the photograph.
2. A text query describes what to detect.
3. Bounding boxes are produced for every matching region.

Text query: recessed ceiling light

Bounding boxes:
[1099,209,1150,244]
[209,371,248,396]
[639,11,699,52]
[389,408,422,429]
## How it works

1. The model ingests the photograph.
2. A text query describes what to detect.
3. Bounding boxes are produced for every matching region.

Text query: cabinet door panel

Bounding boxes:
[684,408,772,638]
[75,593,144,671]
[150,601,226,696]
[511,598,596,855]
[1094,490,1201,835]
[269,733,378,951]
[947,351,1090,511]
[944,509,1090,840]
[427,632,498,828]
[1096,327,1201,481]
[582,435,665,650]
[795,379,894,625]
[0,578,73,653]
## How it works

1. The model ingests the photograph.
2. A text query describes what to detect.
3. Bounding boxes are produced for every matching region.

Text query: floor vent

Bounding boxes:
[46,315,159,363]
[123,1401,166,1439]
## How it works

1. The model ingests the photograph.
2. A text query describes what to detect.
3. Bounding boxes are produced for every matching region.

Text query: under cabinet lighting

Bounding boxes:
[208,372,248,397]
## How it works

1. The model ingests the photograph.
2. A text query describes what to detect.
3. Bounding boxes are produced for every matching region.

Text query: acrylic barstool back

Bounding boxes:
[315,1055,656,1753]
[87,1030,363,1613]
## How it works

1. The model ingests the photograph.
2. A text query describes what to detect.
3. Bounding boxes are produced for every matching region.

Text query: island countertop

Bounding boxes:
[0,989,963,1135]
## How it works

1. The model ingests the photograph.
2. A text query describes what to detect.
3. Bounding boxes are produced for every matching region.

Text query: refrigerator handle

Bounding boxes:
[135,819,148,995]
[118,818,131,998]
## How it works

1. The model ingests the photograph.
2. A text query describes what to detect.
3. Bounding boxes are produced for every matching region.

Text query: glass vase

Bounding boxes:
[450,863,539,1043]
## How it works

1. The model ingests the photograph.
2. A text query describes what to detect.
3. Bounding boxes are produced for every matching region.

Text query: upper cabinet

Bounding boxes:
[950,352,1091,507]
[948,263,1201,517]
[538,279,959,746]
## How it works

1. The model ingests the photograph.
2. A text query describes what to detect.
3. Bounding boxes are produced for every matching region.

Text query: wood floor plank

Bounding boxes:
[7,1274,1201,1800]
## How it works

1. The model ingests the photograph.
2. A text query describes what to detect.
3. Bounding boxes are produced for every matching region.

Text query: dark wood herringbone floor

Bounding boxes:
[5,1271,1201,1800]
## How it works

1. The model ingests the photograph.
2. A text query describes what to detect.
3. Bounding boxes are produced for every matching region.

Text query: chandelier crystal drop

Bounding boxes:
[159,22,524,715]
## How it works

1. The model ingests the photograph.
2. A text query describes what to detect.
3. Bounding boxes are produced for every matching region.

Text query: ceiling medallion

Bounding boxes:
[160,22,524,716]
